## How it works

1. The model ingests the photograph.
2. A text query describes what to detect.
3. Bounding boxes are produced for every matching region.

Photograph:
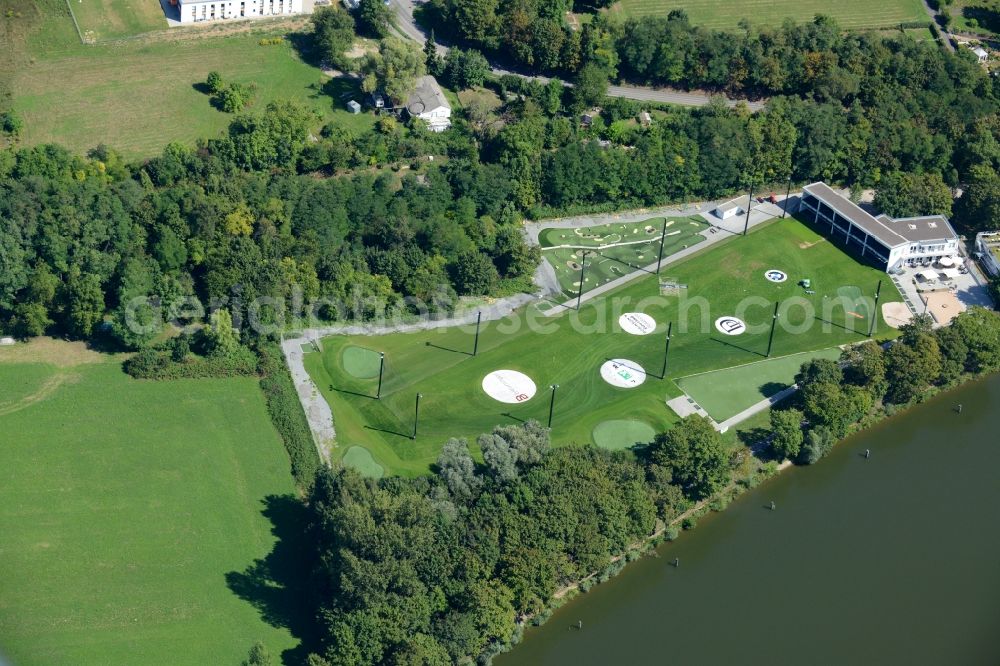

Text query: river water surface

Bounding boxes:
[499,374,1000,665]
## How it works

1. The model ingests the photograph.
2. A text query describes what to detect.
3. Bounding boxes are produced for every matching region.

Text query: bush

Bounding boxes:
[124,344,258,379]
[257,343,321,488]
[0,110,24,137]
[681,516,697,530]
[663,525,680,541]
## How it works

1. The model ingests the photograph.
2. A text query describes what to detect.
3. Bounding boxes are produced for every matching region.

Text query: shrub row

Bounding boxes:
[124,346,259,379]
[257,343,321,489]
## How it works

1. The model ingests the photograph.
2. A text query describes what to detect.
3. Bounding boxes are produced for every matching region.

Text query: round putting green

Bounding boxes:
[343,446,385,479]
[592,420,657,450]
[341,346,382,379]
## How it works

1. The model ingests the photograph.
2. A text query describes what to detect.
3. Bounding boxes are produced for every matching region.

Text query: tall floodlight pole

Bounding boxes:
[744,182,755,236]
[412,393,422,440]
[766,301,780,358]
[656,217,669,274]
[661,321,673,379]
[473,310,482,356]
[376,352,385,399]
[547,384,559,428]
[868,280,883,338]
[782,177,793,219]
[575,251,589,311]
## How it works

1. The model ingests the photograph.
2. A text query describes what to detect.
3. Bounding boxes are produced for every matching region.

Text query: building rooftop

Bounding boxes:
[803,182,958,247]
[406,76,449,115]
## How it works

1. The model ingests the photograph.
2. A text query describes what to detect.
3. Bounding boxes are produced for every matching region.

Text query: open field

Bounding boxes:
[609,0,928,30]
[305,217,901,477]
[539,217,709,298]
[10,36,362,159]
[73,0,166,42]
[0,0,371,158]
[0,354,299,664]
[676,347,842,421]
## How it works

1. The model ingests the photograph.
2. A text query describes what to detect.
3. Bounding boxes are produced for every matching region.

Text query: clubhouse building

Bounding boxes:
[800,182,960,272]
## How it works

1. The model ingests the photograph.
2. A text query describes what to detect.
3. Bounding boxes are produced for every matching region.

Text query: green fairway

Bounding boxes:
[676,348,843,421]
[609,0,927,29]
[343,446,386,478]
[0,358,298,664]
[342,345,383,379]
[592,419,657,450]
[306,216,901,476]
[539,217,709,299]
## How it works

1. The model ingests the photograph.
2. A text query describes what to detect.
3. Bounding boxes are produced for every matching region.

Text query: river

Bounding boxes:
[499,374,1000,665]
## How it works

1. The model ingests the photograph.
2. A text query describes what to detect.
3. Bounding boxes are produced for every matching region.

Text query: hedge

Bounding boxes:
[123,346,259,379]
[257,343,321,489]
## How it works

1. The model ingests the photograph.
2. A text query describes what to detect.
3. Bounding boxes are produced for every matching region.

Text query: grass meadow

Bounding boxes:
[1,0,371,158]
[306,217,902,478]
[0,348,301,665]
[73,0,166,42]
[609,0,928,30]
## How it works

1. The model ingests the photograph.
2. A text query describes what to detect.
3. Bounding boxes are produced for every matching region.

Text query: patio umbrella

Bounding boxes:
[938,256,956,267]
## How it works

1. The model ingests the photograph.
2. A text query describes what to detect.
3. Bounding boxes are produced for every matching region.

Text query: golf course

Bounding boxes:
[305,217,902,477]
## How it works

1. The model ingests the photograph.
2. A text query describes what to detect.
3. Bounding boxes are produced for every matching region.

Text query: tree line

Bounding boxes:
[769,308,1000,463]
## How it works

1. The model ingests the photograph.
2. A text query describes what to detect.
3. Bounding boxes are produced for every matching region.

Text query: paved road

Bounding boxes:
[388,0,766,111]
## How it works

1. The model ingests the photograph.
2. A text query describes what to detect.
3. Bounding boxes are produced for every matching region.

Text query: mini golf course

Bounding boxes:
[305,217,901,477]
[539,217,710,298]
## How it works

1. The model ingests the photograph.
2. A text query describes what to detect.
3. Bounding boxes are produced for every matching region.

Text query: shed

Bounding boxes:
[713,201,743,220]
[973,46,989,63]
[639,111,652,126]
[346,99,361,114]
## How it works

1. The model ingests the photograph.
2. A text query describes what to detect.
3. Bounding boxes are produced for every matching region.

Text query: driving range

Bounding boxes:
[305,217,901,477]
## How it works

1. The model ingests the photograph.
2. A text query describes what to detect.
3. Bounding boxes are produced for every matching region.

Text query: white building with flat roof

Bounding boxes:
[800,182,960,272]
[178,0,306,23]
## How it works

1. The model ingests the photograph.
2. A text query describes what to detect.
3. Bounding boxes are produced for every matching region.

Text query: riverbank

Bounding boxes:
[499,372,1000,664]
[505,365,997,652]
